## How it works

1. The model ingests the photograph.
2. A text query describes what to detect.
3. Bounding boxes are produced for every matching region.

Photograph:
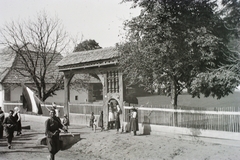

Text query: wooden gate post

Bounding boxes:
[64,72,74,125]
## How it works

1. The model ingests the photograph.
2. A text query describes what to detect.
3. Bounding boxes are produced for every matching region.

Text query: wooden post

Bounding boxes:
[64,72,74,125]
[103,72,108,130]
[118,72,124,132]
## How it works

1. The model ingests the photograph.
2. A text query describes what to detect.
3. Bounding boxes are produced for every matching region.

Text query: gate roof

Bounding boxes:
[56,47,119,71]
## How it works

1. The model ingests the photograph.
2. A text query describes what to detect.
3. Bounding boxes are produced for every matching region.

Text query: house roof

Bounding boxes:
[0,47,16,83]
[0,47,63,84]
[56,47,119,71]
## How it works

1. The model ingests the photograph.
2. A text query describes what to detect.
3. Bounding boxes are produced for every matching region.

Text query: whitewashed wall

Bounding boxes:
[10,86,89,104]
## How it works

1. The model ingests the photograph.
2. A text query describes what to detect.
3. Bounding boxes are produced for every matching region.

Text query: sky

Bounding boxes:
[0,0,141,50]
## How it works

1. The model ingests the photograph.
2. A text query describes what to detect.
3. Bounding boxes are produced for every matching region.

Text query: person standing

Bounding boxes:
[0,107,5,139]
[89,112,95,130]
[3,110,16,149]
[93,117,97,133]
[45,109,67,160]
[115,111,121,134]
[98,111,104,131]
[62,114,69,133]
[52,102,60,117]
[14,107,22,136]
[129,107,139,136]
[108,102,115,129]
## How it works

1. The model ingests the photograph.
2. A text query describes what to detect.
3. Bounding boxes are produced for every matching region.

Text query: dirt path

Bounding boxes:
[0,121,240,160]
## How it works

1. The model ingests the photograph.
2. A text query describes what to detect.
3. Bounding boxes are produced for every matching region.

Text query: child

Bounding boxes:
[62,114,69,133]
[93,117,97,133]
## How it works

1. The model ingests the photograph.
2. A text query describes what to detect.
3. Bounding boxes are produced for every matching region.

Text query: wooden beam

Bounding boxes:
[64,72,74,125]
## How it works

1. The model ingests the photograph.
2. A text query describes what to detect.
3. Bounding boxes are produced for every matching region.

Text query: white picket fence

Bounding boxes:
[3,102,240,133]
[124,106,240,132]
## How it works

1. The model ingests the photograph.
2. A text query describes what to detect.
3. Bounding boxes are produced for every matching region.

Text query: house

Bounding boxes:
[0,47,15,108]
[0,46,102,112]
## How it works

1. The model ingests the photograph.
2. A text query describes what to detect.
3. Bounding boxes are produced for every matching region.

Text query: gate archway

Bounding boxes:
[56,47,124,130]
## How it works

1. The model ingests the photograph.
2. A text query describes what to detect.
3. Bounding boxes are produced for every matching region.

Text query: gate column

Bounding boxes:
[64,72,74,125]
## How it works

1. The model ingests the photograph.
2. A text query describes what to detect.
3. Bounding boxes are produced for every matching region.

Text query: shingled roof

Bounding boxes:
[0,47,63,84]
[56,47,119,71]
[0,47,16,83]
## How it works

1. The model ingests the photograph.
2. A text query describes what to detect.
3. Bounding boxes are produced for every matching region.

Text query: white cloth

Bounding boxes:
[109,112,115,121]
[132,111,137,118]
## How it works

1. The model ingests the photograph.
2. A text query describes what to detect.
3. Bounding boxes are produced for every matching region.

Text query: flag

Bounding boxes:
[22,84,43,114]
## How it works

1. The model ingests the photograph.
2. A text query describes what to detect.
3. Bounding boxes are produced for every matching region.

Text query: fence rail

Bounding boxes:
[69,103,103,115]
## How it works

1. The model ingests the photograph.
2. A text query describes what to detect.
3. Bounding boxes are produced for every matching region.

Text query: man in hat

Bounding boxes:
[45,109,67,160]
[0,106,5,139]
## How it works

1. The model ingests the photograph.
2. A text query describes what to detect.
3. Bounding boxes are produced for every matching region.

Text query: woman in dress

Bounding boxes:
[14,107,22,136]
[129,107,139,136]
[108,102,115,129]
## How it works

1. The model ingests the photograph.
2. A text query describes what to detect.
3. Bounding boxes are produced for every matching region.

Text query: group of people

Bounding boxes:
[89,104,139,136]
[0,103,69,160]
[46,104,138,160]
[0,106,22,149]
[0,102,138,160]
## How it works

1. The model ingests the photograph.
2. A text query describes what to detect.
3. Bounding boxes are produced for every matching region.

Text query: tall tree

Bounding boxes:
[73,39,102,52]
[190,0,240,99]
[0,12,70,101]
[119,0,239,121]
[220,0,240,73]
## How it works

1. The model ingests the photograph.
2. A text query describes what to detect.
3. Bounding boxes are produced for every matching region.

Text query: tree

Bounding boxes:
[191,0,240,99]
[73,39,102,52]
[0,12,70,102]
[119,0,239,121]
[220,0,240,74]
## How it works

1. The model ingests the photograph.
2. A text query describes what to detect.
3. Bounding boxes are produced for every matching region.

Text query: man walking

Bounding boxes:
[3,110,16,149]
[45,109,67,160]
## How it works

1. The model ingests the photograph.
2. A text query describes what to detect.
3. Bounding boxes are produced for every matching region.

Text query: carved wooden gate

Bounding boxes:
[56,47,124,130]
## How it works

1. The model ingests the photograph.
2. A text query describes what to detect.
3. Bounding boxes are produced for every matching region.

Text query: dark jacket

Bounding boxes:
[3,115,16,138]
[45,116,63,138]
